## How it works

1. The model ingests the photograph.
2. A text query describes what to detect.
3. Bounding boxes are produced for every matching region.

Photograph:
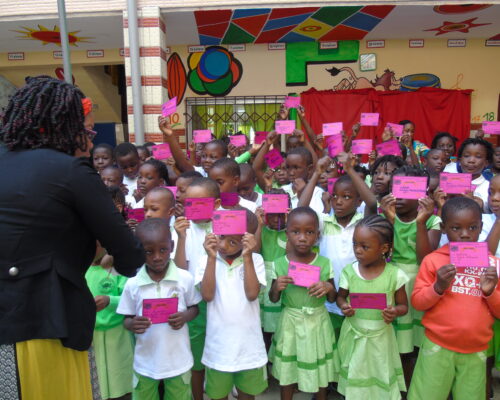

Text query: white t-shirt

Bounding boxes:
[443,162,458,173]
[195,253,268,372]
[123,175,138,194]
[194,166,208,178]
[472,175,489,212]
[282,183,325,215]
[125,195,144,209]
[185,221,212,278]
[479,213,500,258]
[117,263,201,379]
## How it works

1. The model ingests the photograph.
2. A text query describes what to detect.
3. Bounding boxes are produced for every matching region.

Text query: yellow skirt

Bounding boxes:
[16,339,92,400]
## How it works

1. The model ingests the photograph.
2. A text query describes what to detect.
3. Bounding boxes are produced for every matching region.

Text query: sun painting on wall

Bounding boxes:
[12,25,93,46]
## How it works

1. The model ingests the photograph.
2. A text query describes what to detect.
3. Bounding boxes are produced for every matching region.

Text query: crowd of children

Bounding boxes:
[85,106,500,400]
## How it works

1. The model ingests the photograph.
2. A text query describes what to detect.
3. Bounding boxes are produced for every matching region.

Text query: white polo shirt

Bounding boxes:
[195,253,268,372]
[194,166,208,178]
[123,175,138,194]
[117,262,201,379]
[282,183,325,215]
[185,221,212,278]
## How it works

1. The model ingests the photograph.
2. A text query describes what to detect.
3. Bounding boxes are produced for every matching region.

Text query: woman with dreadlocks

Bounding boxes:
[0,76,144,400]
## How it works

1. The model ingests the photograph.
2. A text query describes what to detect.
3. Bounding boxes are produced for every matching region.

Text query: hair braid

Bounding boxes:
[356,215,394,258]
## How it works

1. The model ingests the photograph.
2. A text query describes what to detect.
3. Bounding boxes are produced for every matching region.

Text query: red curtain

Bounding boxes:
[301,87,472,147]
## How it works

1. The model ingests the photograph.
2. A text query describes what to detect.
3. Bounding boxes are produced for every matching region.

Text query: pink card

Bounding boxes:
[450,242,489,268]
[392,176,428,199]
[360,113,380,127]
[220,192,239,207]
[161,97,177,117]
[127,208,145,222]
[151,143,172,160]
[265,149,285,169]
[440,173,472,194]
[376,140,401,156]
[254,131,267,144]
[327,178,338,195]
[386,122,404,137]
[284,96,301,109]
[275,120,295,134]
[327,134,344,158]
[193,129,212,143]
[212,210,247,235]
[142,298,178,324]
[262,194,289,214]
[323,122,343,136]
[482,121,500,135]
[288,261,321,288]
[163,186,177,198]
[229,135,247,147]
[350,293,387,310]
[351,139,373,154]
[184,197,215,220]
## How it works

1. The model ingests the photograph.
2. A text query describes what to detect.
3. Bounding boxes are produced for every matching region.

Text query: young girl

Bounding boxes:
[431,131,458,172]
[126,159,168,209]
[370,155,405,206]
[399,120,429,163]
[92,143,114,174]
[269,207,338,399]
[337,215,408,399]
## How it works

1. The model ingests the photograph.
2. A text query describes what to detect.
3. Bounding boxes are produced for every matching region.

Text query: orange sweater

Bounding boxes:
[412,245,500,353]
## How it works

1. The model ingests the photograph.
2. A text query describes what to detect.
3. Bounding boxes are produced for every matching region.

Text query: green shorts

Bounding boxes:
[133,371,191,400]
[205,366,268,399]
[329,313,345,342]
[188,300,206,371]
[408,335,486,400]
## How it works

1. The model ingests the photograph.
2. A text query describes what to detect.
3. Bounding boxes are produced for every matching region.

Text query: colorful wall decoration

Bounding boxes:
[167,52,187,104]
[425,18,491,36]
[12,25,93,46]
[187,46,243,96]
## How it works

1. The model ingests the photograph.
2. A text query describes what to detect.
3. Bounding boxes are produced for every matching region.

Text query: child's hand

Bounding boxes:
[315,155,332,174]
[340,303,355,317]
[263,169,274,192]
[249,142,263,155]
[308,281,333,298]
[266,131,278,146]
[297,105,306,119]
[94,295,110,311]
[434,264,456,295]
[322,191,332,214]
[292,129,305,143]
[204,233,218,258]
[314,134,325,149]
[130,316,152,334]
[120,184,129,196]
[337,152,355,171]
[432,188,447,211]
[228,143,238,159]
[255,207,266,227]
[276,275,294,292]
[368,150,377,166]
[168,311,188,330]
[352,122,361,138]
[382,306,398,324]
[158,116,174,137]
[174,202,184,218]
[400,133,412,148]
[101,254,114,269]
[165,157,176,167]
[133,189,144,202]
[126,218,138,231]
[188,141,196,152]
[480,267,499,297]
[416,197,435,224]
[293,178,307,197]
[381,127,394,142]
[242,233,257,256]
[174,216,190,238]
[380,194,396,223]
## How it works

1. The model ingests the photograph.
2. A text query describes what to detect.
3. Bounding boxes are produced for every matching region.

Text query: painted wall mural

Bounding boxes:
[167,52,187,104]
[425,18,491,36]
[12,25,93,46]
[187,46,243,97]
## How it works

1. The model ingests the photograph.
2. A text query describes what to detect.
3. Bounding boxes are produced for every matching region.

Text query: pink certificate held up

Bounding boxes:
[161,97,177,117]
[350,293,387,310]
[323,122,343,136]
[439,173,472,194]
[212,210,247,235]
[127,208,145,222]
[254,131,267,144]
[262,194,289,214]
[376,140,401,156]
[142,298,179,324]
[360,113,380,127]
[264,148,285,169]
[392,176,428,199]
[386,122,404,137]
[327,134,344,158]
[351,139,373,154]
[220,192,239,207]
[327,178,338,195]
[229,135,247,147]
[275,120,295,134]
[184,197,215,220]
[193,129,212,143]
[284,96,301,109]
[288,261,321,288]
[450,242,490,268]
[151,143,172,160]
[482,121,500,135]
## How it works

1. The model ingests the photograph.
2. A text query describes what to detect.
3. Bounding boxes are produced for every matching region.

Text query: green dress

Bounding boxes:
[391,214,441,353]
[337,262,408,400]
[260,226,287,332]
[269,254,339,393]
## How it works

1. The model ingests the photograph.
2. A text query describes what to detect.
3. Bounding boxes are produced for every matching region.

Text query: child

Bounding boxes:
[144,186,175,221]
[238,163,262,207]
[85,241,133,400]
[174,170,203,217]
[431,132,458,172]
[270,207,338,399]
[101,165,124,190]
[114,142,141,195]
[336,215,408,399]
[136,145,150,163]
[197,210,268,399]
[208,157,257,212]
[399,120,429,161]
[370,155,406,205]
[408,197,500,400]
[423,149,447,174]
[92,143,114,174]
[126,159,168,209]
[117,218,201,400]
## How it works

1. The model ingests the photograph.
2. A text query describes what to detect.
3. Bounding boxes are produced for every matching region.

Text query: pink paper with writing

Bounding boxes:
[151,143,172,160]
[275,120,295,134]
[193,130,212,143]
[262,194,289,214]
[360,113,379,126]
[450,242,489,268]
[482,121,500,135]
[229,135,247,147]
[327,134,344,157]
[376,140,401,156]
[220,192,239,207]
[328,178,338,195]
[265,149,284,169]
[184,197,215,220]
[161,97,177,117]
[288,261,321,288]
[440,173,472,194]
[351,139,373,154]
[386,123,404,137]
[127,208,145,222]
[392,176,428,199]
[284,96,301,108]
[323,122,343,136]
[212,210,247,235]
[254,131,267,144]
[142,298,178,324]
[350,293,387,310]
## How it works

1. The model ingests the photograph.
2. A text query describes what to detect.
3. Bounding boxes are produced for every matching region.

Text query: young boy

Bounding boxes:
[238,163,262,207]
[197,210,268,399]
[409,197,500,400]
[175,170,203,217]
[117,218,201,400]
[144,186,177,254]
[423,148,447,174]
[208,158,257,212]
[101,165,125,191]
[114,142,141,195]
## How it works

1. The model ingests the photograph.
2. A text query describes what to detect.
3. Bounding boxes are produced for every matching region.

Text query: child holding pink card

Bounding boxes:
[197,210,268,399]
[269,207,338,398]
[117,218,201,400]
[399,120,429,163]
[431,132,459,171]
[126,159,169,209]
[336,215,409,399]
[409,197,500,400]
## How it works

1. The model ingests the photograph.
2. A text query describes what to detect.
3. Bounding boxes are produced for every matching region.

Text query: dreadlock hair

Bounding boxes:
[356,215,394,258]
[370,155,406,177]
[0,75,87,155]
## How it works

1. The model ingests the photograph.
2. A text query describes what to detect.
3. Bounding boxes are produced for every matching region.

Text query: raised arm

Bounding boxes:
[297,105,322,154]
[200,234,218,302]
[159,116,194,172]
[415,198,441,264]
[241,234,261,301]
[253,131,278,192]
[298,156,330,207]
